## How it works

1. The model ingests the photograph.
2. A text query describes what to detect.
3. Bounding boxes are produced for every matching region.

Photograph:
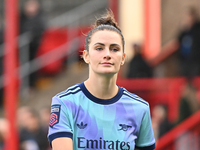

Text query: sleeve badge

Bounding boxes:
[49,104,61,128]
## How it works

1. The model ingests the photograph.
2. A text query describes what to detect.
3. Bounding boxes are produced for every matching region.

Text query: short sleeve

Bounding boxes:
[135,106,155,150]
[47,96,73,146]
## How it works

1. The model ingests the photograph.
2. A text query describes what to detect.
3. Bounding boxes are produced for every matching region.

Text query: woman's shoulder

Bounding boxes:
[121,87,149,107]
[54,83,82,99]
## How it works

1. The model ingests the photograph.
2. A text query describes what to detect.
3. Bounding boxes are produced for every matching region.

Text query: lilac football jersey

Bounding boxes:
[48,82,155,150]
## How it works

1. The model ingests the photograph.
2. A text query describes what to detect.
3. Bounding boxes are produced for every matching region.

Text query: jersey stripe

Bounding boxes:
[57,84,81,98]
[59,89,82,98]
[56,84,79,96]
[123,90,149,106]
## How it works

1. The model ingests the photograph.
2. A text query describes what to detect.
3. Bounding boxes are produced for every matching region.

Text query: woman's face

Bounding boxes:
[83,30,125,76]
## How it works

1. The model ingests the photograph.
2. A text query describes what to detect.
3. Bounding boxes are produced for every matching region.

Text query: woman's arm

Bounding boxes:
[52,137,73,150]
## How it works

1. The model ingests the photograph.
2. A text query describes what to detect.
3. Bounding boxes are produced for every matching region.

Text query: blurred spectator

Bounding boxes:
[161,6,200,77]
[0,118,9,150]
[177,79,200,124]
[165,7,200,77]
[126,44,152,78]
[20,0,46,89]
[177,6,200,77]
[176,79,200,150]
[39,106,51,135]
[151,104,172,140]
[17,106,49,150]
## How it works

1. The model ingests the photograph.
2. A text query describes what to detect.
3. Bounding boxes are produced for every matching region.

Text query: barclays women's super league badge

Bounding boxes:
[49,105,61,128]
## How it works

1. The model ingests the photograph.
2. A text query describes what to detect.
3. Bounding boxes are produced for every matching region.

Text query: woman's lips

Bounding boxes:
[100,62,114,66]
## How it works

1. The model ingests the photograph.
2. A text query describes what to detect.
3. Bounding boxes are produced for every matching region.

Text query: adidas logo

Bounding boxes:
[77,122,87,129]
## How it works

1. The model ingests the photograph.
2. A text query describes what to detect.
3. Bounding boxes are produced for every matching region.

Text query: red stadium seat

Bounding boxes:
[36,28,68,75]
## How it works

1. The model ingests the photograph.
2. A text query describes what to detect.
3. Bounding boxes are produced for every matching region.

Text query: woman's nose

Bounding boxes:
[103,49,111,59]
[104,55,111,59]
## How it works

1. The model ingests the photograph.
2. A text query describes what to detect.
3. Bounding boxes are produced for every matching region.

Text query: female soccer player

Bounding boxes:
[48,11,155,150]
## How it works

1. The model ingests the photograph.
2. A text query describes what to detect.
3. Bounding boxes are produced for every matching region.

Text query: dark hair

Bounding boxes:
[85,11,125,52]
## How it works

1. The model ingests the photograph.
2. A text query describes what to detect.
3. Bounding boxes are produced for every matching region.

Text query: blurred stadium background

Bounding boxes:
[0,0,200,150]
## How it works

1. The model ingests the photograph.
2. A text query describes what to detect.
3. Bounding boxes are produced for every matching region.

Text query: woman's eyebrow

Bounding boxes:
[110,44,121,47]
[94,43,120,47]
[94,43,105,46]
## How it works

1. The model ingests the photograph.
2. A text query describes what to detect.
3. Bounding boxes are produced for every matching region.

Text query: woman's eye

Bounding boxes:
[111,48,119,52]
[96,47,103,51]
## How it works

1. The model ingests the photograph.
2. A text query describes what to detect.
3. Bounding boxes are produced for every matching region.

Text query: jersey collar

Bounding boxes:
[79,82,123,105]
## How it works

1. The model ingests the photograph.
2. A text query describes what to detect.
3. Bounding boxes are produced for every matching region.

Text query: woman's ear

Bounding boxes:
[82,50,90,64]
[121,53,126,65]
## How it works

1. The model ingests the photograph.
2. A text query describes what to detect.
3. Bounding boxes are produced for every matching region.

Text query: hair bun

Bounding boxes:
[85,10,124,52]
[94,11,121,32]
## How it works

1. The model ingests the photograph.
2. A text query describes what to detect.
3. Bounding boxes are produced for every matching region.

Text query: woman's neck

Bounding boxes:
[84,74,119,100]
